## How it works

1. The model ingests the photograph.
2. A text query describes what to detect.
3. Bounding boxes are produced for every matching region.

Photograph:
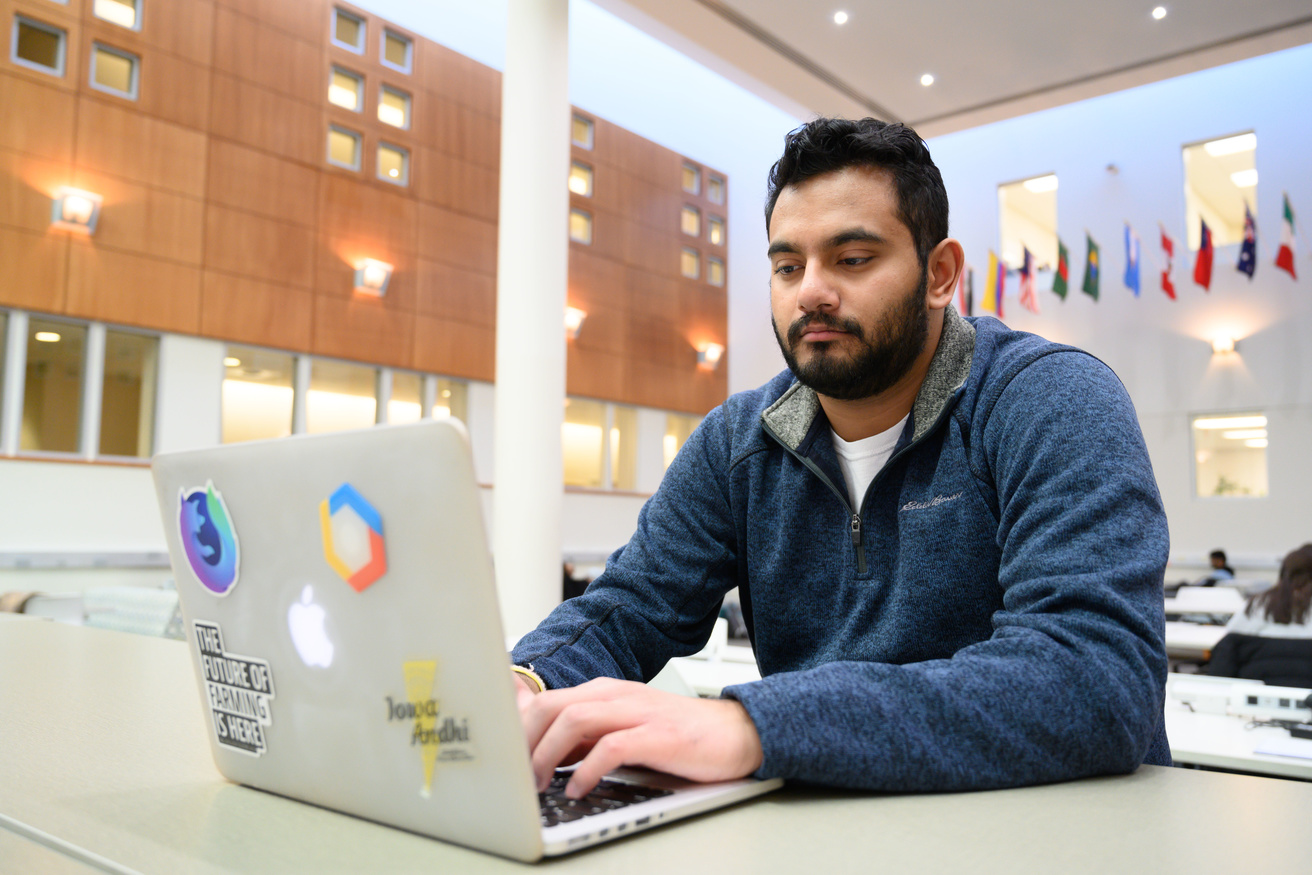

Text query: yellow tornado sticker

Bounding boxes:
[387,660,476,797]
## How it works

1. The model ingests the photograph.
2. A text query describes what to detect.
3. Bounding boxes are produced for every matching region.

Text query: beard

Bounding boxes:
[773,267,930,401]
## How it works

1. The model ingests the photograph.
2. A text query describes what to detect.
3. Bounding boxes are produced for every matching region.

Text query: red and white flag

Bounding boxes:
[1018,247,1039,313]
[1160,225,1176,300]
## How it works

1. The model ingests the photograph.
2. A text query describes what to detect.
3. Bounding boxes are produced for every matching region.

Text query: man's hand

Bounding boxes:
[519,676,764,798]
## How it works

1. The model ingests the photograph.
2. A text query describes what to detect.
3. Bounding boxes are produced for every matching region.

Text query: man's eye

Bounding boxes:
[774,264,800,276]
[840,257,870,266]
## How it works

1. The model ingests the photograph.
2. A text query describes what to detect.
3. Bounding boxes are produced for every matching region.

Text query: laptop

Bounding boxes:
[151,419,781,862]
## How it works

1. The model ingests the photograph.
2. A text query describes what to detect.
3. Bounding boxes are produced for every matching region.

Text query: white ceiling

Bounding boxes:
[594,0,1312,136]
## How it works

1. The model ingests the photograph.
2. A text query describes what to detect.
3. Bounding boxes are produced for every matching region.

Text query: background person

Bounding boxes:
[1205,544,1312,688]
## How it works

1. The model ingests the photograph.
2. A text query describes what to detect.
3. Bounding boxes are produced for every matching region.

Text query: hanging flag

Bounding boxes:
[1052,238,1069,299]
[1236,203,1257,279]
[1160,225,1176,300]
[1123,223,1141,296]
[995,253,1006,319]
[1275,193,1297,279]
[956,263,974,316]
[1194,218,1213,290]
[982,251,1000,317]
[1018,247,1039,313]
[1081,234,1100,301]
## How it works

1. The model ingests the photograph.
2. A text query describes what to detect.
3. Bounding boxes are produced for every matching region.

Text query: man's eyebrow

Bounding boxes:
[828,228,886,248]
[767,240,798,258]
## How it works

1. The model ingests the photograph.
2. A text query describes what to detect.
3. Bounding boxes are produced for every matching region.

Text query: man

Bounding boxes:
[512,118,1170,799]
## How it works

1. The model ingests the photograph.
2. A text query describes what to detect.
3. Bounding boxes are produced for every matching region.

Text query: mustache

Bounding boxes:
[786,312,866,346]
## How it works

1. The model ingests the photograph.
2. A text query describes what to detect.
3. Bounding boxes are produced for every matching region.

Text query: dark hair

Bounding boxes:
[764,118,949,268]
[1210,550,1227,562]
[1247,543,1312,625]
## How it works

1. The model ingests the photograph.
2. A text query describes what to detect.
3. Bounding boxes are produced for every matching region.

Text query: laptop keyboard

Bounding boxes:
[539,772,674,827]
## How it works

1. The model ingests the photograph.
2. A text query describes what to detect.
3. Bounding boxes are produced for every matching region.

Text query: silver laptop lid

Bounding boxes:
[152,420,544,861]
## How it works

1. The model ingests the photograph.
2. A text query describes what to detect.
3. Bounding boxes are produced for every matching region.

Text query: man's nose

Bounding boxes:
[796,265,839,313]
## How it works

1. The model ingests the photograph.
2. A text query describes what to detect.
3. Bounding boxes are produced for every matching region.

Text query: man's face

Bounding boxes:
[768,166,929,402]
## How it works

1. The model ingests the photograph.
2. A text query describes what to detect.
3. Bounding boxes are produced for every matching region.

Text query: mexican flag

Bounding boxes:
[1275,193,1297,279]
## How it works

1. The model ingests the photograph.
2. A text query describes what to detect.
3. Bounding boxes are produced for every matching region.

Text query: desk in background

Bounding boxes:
[4,616,1312,873]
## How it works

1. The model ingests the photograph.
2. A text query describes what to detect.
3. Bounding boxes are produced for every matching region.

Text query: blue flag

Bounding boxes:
[1123,223,1141,296]
[1237,203,1257,279]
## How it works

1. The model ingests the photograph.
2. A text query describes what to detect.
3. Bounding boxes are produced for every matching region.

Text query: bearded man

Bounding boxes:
[510,118,1171,798]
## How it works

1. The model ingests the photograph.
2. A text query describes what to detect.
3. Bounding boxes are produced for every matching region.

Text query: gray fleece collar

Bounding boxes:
[761,306,977,451]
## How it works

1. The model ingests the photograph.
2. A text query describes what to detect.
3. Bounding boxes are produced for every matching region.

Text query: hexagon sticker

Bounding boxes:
[319,483,387,592]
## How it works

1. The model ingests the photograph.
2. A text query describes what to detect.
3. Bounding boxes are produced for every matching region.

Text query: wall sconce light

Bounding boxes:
[353,259,393,296]
[564,306,587,340]
[697,342,725,370]
[51,188,103,234]
[1211,336,1236,355]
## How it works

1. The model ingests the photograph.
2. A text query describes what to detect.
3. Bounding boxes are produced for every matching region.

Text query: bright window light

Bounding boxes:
[1203,133,1257,157]
[1230,169,1258,188]
[1022,174,1059,193]
[1193,415,1267,430]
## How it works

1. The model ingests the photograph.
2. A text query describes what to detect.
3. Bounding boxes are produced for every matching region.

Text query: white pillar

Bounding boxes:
[1,312,28,455]
[494,0,570,641]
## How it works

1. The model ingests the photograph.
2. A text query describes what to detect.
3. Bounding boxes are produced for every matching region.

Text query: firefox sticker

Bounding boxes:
[178,482,241,596]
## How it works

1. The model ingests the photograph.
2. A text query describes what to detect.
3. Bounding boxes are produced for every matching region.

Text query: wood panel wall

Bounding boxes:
[0,0,729,414]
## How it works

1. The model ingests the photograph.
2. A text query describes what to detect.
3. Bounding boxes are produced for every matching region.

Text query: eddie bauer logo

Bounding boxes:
[899,491,964,512]
[390,660,476,797]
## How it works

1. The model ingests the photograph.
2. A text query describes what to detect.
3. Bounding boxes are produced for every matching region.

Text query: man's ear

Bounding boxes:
[925,238,964,311]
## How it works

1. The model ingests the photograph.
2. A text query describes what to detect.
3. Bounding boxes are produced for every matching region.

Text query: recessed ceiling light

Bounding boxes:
[34,331,61,343]
[1230,168,1258,188]
[833,10,848,25]
[920,73,934,87]
[1151,6,1167,20]
[1022,174,1059,193]
[1203,132,1256,156]
[223,357,242,368]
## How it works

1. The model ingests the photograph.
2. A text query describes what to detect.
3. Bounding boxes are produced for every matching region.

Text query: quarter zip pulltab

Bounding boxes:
[849,513,866,574]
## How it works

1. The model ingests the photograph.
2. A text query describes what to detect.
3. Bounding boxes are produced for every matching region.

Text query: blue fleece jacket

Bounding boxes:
[513,308,1171,791]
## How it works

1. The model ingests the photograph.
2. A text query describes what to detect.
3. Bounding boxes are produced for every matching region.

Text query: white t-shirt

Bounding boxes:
[1225,606,1312,639]
[831,414,908,512]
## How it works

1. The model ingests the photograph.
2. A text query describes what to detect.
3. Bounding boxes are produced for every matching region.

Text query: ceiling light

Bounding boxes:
[1203,132,1256,157]
[1193,415,1266,430]
[1221,429,1267,440]
[1151,6,1167,20]
[1230,168,1258,188]
[833,11,848,25]
[34,331,62,343]
[1245,438,1268,448]
[1210,336,1236,355]
[1022,174,1059,193]
[223,357,242,368]
[920,73,934,87]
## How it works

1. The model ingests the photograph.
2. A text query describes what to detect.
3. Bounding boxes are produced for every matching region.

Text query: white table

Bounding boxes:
[6,616,1312,872]
[1164,620,1229,661]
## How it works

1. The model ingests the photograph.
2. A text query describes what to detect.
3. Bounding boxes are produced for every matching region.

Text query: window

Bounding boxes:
[332,8,365,53]
[1192,412,1268,498]
[90,44,139,99]
[680,247,700,279]
[997,173,1058,270]
[707,175,725,205]
[329,67,363,111]
[663,413,702,469]
[569,209,592,244]
[681,162,700,195]
[377,143,408,185]
[681,206,701,237]
[327,126,361,170]
[21,319,85,453]
[432,379,468,422]
[707,257,725,287]
[93,0,139,29]
[12,17,66,76]
[307,359,376,434]
[98,330,157,457]
[572,115,594,149]
[1183,132,1257,249]
[569,162,593,197]
[389,371,422,423]
[378,85,410,128]
[610,406,637,491]
[708,216,725,246]
[563,398,605,488]
[222,346,294,443]
[381,29,411,73]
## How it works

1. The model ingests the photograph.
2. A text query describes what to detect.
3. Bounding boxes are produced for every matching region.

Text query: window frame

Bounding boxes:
[569,161,594,197]
[326,125,362,171]
[380,28,412,73]
[681,162,701,196]
[571,114,594,150]
[569,208,593,245]
[377,84,411,129]
[707,256,725,287]
[376,141,409,186]
[329,66,364,112]
[680,246,700,280]
[331,7,366,54]
[89,42,140,100]
[11,16,67,77]
[92,0,142,31]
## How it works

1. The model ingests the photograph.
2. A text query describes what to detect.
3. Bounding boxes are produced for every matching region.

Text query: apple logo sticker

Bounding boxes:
[288,584,334,668]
